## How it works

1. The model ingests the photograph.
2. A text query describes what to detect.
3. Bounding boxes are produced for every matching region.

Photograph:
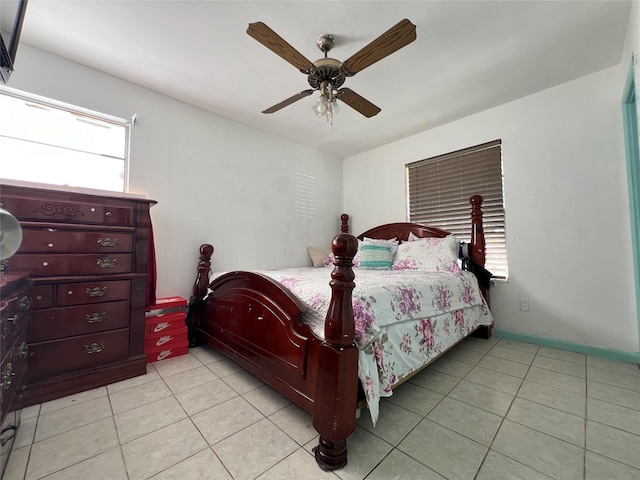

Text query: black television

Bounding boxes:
[0,0,28,84]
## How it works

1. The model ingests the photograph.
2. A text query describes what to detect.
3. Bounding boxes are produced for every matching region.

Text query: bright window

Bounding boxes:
[0,86,132,192]
[406,140,508,278]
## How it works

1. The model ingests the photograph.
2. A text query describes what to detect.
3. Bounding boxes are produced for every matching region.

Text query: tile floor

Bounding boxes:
[3,336,640,480]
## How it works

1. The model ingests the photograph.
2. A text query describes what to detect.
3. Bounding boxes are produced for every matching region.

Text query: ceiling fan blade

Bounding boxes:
[247,22,316,73]
[337,89,381,118]
[341,19,416,76]
[262,90,314,114]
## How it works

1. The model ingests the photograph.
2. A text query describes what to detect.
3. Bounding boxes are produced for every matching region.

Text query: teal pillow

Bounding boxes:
[359,243,393,270]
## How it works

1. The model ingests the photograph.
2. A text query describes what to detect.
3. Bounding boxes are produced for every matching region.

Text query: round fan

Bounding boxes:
[247,19,417,118]
[0,207,22,264]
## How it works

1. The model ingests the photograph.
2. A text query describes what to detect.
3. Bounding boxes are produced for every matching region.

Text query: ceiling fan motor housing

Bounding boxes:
[308,58,345,90]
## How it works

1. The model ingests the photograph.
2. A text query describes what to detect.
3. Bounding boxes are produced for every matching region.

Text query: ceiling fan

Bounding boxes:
[246,19,417,123]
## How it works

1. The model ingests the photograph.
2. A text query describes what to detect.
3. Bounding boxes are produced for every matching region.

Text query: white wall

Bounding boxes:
[8,45,344,300]
[344,65,638,353]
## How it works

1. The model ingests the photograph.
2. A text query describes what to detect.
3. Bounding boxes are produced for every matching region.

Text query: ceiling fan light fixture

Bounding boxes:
[312,82,339,128]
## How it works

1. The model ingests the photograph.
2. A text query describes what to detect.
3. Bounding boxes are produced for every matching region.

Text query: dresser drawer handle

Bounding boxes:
[17,342,28,359]
[85,312,106,324]
[97,237,119,247]
[19,295,31,311]
[96,258,118,269]
[1,363,15,390]
[85,287,107,297]
[83,342,105,354]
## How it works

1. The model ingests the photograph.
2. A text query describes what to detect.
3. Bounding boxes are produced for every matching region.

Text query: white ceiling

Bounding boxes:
[16,0,632,159]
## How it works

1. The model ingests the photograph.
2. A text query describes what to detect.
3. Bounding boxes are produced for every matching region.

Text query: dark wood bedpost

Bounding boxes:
[187,243,214,347]
[469,195,485,268]
[313,232,359,471]
[340,213,349,233]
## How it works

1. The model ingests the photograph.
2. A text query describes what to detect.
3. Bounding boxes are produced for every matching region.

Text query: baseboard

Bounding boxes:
[493,329,640,364]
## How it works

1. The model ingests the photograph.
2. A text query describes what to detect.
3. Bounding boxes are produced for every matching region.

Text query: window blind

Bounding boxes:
[406,140,507,278]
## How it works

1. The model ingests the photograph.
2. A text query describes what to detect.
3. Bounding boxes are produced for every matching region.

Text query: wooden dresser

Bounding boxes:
[0,272,30,478]
[0,183,156,406]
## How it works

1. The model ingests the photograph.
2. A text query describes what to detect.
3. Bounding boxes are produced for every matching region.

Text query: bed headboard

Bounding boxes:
[341,195,486,269]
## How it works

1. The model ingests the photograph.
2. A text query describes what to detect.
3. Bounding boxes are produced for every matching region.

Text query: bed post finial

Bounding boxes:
[193,244,214,297]
[469,195,485,267]
[313,232,358,471]
[340,213,349,233]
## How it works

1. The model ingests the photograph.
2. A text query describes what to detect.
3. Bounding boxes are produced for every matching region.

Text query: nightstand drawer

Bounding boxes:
[28,329,130,378]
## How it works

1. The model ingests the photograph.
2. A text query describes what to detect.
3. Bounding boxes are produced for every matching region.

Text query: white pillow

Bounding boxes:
[392,235,461,273]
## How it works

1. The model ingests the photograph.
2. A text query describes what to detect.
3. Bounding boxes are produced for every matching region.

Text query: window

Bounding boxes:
[0,86,132,192]
[406,140,507,278]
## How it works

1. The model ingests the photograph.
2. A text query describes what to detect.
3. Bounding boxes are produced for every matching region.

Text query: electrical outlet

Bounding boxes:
[519,298,530,311]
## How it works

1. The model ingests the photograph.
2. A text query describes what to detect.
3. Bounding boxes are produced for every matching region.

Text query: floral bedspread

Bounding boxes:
[210,267,493,425]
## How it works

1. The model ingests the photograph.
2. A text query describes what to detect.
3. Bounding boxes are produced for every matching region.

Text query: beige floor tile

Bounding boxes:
[149,448,233,480]
[13,414,37,450]
[476,450,553,480]
[213,418,298,480]
[206,358,245,378]
[507,397,585,447]
[398,418,487,480]
[488,346,535,365]
[586,420,640,469]
[35,395,113,442]
[25,417,119,480]
[587,366,640,392]
[223,369,265,395]
[536,346,585,365]
[407,368,460,394]
[39,386,108,414]
[495,339,540,354]
[586,357,640,376]
[588,380,640,411]
[456,337,495,354]
[257,448,340,480]
[448,379,515,416]
[585,450,640,480]
[427,397,502,446]
[174,378,238,416]
[517,380,586,417]
[152,353,204,378]
[107,363,161,394]
[188,344,227,365]
[478,355,530,378]
[268,403,317,446]
[121,418,208,480]
[109,378,173,415]
[442,346,485,365]
[357,400,422,446]
[115,396,187,444]
[386,382,444,416]
[243,384,292,416]
[19,404,40,420]
[587,398,640,436]
[162,365,219,394]
[366,449,445,480]
[525,366,586,395]
[42,447,128,480]
[492,420,584,480]
[333,426,394,480]
[532,355,586,379]
[465,365,523,395]
[192,396,264,445]
[2,445,30,480]
[428,357,475,378]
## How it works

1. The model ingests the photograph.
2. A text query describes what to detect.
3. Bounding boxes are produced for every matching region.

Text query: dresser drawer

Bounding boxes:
[8,254,133,276]
[28,328,130,378]
[29,301,130,342]
[1,327,28,415]
[31,285,54,309]
[0,196,134,226]
[20,228,134,253]
[56,280,131,306]
[1,286,30,364]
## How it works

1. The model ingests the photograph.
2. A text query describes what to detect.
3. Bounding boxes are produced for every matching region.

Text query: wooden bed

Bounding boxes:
[187,195,492,471]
